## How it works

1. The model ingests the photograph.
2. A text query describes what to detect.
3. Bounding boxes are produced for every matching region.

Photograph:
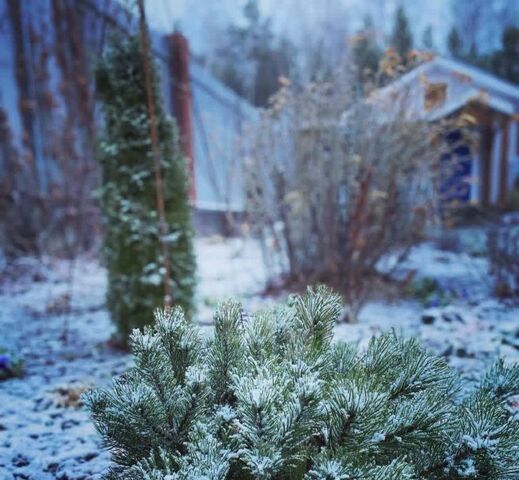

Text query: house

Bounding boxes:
[370,57,519,209]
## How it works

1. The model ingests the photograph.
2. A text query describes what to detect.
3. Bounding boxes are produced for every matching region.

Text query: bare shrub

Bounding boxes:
[245,64,461,319]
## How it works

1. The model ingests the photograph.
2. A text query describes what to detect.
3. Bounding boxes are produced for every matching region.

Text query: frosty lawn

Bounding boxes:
[0,236,518,479]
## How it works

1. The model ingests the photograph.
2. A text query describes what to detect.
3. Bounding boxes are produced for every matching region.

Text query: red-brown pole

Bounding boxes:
[137,0,172,307]
[168,32,196,203]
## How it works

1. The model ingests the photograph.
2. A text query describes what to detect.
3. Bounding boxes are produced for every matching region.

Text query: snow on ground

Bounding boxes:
[401,241,491,301]
[0,258,128,479]
[0,235,518,479]
[194,236,274,324]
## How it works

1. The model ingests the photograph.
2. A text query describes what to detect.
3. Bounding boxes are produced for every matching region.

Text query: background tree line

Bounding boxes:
[202,0,518,108]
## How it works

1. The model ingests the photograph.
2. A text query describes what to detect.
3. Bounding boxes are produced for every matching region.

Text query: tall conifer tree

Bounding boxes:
[96,35,195,344]
[353,15,382,82]
[390,6,413,60]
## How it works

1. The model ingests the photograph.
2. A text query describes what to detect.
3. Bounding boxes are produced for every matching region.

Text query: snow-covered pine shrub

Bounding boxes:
[86,287,519,479]
[96,35,195,343]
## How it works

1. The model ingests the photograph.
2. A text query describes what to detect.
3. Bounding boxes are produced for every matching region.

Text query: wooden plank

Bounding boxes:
[498,118,510,209]
[480,124,493,207]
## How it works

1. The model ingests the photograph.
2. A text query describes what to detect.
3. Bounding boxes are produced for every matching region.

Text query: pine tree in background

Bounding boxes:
[86,287,519,479]
[490,27,519,85]
[448,24,518,85]
[352,15,382,83]
[96,35,195,344]
[390,6,413,60]
[212,0,298,107]
[448,27,464,59]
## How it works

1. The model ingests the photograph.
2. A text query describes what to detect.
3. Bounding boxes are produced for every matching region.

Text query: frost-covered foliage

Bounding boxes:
[86,287,519,479]
[96,35,195,343]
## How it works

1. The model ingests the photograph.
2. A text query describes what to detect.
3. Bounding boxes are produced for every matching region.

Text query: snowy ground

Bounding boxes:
[1,235,518,479]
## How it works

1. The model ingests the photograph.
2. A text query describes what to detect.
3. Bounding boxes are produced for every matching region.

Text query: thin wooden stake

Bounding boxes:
[137,0,172,306]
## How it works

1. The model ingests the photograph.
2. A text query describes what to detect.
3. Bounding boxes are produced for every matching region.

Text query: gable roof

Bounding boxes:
[370,56,519,121]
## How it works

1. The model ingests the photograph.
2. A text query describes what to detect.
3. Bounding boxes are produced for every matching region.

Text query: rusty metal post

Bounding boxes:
[167,32,196,203]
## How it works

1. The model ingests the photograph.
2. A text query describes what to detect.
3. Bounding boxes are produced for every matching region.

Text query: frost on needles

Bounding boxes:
[85,287,519,479]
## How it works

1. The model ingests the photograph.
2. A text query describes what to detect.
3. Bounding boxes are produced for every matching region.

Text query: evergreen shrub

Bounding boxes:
[96,35,195,343]
[86,287,519,479]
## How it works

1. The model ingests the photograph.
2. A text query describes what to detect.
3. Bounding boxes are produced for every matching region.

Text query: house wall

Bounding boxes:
[475,118,519,207]
[456,117,518,208]
[189,62,256,213]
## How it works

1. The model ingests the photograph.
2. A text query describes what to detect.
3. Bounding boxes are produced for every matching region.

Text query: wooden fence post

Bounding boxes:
[167,32,196,203]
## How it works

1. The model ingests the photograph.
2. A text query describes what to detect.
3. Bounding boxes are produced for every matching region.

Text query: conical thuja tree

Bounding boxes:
[96,35,195,344]
[86,287,519,479]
